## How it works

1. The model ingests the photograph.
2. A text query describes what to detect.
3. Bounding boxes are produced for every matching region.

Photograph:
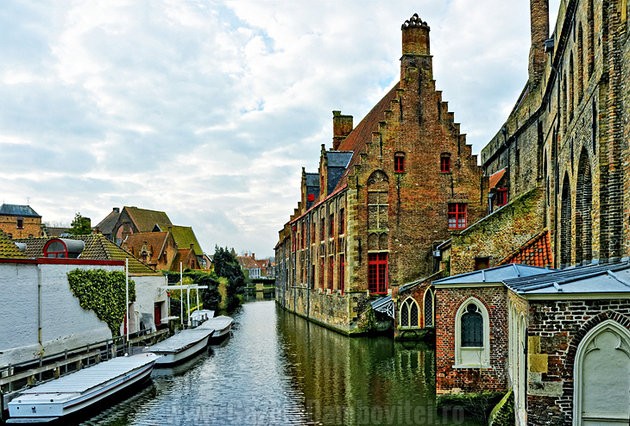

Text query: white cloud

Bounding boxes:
[0,0,536,257]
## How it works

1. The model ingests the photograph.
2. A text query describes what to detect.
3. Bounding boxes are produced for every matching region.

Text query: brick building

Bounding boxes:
[275,14,486,334]
[432,0,630,423]
[0,204,43,239]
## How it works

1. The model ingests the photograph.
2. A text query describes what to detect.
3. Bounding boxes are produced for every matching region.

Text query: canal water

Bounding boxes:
[83,300,480,425]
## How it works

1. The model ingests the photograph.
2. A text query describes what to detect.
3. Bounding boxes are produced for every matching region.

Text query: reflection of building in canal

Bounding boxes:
[277,309,436,424]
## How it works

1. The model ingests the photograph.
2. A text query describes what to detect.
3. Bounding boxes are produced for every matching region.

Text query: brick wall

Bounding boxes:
[434,286,509,394]
[450,188,546,275]
[525,299,630,424]
[480,0,628,268]
[0,215,43,239]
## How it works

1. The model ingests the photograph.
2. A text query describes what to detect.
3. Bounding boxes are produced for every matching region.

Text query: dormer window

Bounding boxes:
[440,153,451,173]
[43,238,86,258]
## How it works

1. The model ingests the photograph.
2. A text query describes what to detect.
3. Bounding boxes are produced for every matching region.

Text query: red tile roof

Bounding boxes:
[498,230,553,268]
[489,168,507,190]
[337,83,400,188]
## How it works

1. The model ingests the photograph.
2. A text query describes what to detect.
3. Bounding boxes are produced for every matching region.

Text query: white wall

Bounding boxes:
[0,262,117,367]
[128,274,168,333]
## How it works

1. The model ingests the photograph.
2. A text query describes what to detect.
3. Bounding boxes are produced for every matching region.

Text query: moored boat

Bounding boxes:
[7,353,158,424]
[148,328,214,366]
[197,315,233,342]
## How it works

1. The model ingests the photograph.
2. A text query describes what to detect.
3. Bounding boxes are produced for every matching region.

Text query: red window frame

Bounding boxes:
[328,256,334,290]
[339,254,345,294]
[43,240,68,258]
[440,154,451,173]
[368,253,388,294]
[394,154,405,173]
[448,203,467,229]
[319,257,325,289]
[496,188,508,206]
[307,193,315,202]
[320,218,325,241]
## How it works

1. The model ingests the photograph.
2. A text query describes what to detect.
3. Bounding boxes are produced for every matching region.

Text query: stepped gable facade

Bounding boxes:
[276,14,486,334]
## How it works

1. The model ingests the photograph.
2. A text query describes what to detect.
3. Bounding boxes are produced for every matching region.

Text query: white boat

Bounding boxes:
[197,315,233,342]
[7,353,158,424]
[190,309,214,327]
[148,328,214,366]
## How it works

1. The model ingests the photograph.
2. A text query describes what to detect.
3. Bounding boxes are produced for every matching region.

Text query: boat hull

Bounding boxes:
[7,353,158,423]
[152,332,211,366]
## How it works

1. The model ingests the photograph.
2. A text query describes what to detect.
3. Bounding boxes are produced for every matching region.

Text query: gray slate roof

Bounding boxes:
[326,151,353,168]
[433,263,552,285]
[0,204,40,218]
[504,261,630,295]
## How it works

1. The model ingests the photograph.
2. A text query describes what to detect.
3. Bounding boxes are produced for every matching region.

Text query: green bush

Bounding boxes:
[67,269,135,336]
[437,391,504,423]
[489,390,514,426]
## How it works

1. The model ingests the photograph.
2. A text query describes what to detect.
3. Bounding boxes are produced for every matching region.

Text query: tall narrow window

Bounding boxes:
[440,153,451,173]
[16,218,24,229]
[423,288,434,327]
[368,253,388,294]
[320,217,325,241]
[461,304,483,347]
[328,256,334,290]
[329,214,334,238]
[448,203,467,229]
[394,152,405,173]
[301,222,305,249]
[368,190,388,231]
[319,257,325,289]
[338,208,345,235]
[338,254,345,292]
[400,297,419,328]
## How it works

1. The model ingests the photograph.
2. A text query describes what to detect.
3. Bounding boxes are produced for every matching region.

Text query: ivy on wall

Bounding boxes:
[67,269,136,336]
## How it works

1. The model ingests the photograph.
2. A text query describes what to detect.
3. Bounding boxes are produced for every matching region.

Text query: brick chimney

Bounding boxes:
[529,0,549,84]
[332,111,353,150]
[401,13,430,57]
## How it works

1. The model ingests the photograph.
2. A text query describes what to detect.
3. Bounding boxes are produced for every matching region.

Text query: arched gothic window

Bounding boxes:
[575,149,592,264]
[423,288,434,327]
[399,297,419,328]
[454,298,490,368]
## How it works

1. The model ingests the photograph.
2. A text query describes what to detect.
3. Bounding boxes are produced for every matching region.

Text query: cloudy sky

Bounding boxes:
[0,1,560,258]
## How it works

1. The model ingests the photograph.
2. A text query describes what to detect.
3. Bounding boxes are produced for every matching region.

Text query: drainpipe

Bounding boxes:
[37,265,42,354]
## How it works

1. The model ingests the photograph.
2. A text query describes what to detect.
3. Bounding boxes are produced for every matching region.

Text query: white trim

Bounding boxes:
[453,297,490,368]
[572,319,630,425]
[399,296,420,328]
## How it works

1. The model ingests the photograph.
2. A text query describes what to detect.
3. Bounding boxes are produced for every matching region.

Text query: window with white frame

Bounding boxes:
[454,298,490,368]
[399,297,419,328]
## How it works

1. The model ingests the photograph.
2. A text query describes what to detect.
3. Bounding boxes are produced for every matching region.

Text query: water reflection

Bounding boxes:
[277,309,450,425]
[81,300,479,425]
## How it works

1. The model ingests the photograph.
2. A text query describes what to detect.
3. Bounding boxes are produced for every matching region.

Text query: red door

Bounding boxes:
[154,302,162,329]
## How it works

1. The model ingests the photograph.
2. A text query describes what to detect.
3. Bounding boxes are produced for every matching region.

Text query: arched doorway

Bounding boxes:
[573,320,630,425]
